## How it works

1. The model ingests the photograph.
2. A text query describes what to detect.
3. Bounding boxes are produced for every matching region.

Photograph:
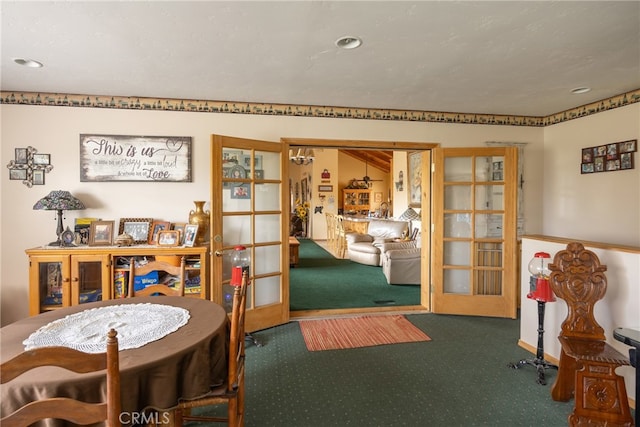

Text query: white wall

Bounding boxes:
[7,101,637,325]
[543,105,640,245]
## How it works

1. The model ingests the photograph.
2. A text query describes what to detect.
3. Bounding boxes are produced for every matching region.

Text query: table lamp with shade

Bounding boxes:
[398,207,421,239]
[33,190,86,246]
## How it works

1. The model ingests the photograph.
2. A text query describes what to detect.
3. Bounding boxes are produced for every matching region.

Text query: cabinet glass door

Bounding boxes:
[29,256,70,314]
[71,254,110,305]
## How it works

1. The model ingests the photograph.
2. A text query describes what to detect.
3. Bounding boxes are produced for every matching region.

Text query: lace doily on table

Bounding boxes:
[23,303,190,353]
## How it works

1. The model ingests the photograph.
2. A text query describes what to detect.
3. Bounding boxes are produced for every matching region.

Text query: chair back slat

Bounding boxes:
[1,329,121,427]
[128,257,186,297]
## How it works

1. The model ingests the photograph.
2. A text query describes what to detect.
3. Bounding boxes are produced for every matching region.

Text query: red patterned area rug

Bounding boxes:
[298,315,431,351]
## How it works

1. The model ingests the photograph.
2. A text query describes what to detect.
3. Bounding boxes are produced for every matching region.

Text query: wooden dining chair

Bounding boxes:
[1,328,121,427]
[127,256,186,297]
[173,271,249,427]
[548,242,633,426]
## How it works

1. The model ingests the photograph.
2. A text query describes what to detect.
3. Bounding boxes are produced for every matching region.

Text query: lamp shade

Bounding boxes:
[398,207,420,221]
[33,191,85,211]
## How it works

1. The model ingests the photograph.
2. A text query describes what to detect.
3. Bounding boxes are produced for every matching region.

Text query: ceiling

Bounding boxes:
[1,1,639,118]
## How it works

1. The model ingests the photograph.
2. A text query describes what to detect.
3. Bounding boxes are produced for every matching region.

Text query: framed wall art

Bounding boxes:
[408,151,422,207]
[79,134,192,182]
[581,139,636,174]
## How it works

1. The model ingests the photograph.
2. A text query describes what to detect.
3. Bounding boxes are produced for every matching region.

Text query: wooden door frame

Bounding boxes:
[282,138,437,313]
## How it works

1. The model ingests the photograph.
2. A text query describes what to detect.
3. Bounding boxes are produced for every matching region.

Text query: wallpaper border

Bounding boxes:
[2,89,638,127]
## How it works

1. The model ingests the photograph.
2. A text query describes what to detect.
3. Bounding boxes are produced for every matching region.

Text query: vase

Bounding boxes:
[188,201,210,246]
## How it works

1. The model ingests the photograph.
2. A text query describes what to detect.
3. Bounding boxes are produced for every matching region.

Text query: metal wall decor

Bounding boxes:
[7,146,53,187]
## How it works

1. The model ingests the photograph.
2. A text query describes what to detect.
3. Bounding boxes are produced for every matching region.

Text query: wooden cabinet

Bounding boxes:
[26,245,209,315]
[343,189,371,214]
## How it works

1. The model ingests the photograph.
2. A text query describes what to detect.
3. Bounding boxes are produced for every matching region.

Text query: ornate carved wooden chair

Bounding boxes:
[173,270,248,426]
[1,329,121,427]
[127,257,186,297]
[548,242,632,426]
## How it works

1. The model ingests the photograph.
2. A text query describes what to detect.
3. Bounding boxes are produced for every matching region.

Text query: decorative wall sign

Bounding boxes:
[80,134,192,182]
[6,146,53,187]
[581,139,636,174]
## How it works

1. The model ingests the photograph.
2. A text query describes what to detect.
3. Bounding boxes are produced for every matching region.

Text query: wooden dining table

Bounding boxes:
[1,296,229,426]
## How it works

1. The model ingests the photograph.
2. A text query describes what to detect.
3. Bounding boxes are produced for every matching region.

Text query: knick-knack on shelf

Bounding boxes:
[189,201,210,245]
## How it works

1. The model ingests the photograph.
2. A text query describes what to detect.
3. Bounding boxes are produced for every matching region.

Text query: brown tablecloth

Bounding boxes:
[1,296,229,424]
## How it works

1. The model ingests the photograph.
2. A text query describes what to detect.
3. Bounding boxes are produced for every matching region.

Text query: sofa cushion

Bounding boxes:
[349,242,381,254]
[366,220,408,239]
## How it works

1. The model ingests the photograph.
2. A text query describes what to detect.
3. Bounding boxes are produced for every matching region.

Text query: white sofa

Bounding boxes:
[346,220,408,266]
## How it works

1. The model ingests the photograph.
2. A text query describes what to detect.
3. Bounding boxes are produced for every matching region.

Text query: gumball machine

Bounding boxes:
[509,252,558,385]
[225,245,262,347]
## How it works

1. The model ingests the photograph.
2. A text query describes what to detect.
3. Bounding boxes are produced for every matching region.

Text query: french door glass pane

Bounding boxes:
[444,269,470,294]
[254,245,281,276]
[444,241,470,266]
[444,185,471,210]
[222,215,252,246]
[255,214,280,243]
[444,213,472,238]
[254,183,280,211]
[476,185,504,210]
[255,276,280,305]
[444,157,472,181]
[475,213,503,238]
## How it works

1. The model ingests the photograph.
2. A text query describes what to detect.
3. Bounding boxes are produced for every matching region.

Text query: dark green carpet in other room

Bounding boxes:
[194,313,582,426]
[290,239,420,310]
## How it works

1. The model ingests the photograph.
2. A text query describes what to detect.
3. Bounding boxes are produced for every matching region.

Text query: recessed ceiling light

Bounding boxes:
[571,87,591,94]
[13,58,43,68]
[335,36,362,50]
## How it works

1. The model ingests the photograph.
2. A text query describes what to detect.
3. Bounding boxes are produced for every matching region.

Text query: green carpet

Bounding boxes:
[290,239,420,310]
[192,313,593,426]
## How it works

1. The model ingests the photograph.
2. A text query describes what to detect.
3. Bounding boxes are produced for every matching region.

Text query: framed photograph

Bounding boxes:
[172,222,187,244]
[619,139,637,153]
[231,184,251,199]
[318,184,333,192]
[15,148,28,164]
[374,192,383,203]
[254,169,264,180]
[581,148,593,163]
[9,169,27,180]
[157,230,180,247]
[301,178,308,203]
[118,218,152,244]
[620,153,634,170]
[606,160,620,171]
[89,220,114,246]
[242,154,263,170]
[183,224,198,247]
[408,151,422,208]
[595,145,607,157]
[149,220,170,245]
[76,217,100,245]
[594,157,605,172]
[606,143,618,160]
[581,163,594,174]
[32,170,45,185]
[492,171,504,180]
[222,149,242,165]
[32,153,50,165]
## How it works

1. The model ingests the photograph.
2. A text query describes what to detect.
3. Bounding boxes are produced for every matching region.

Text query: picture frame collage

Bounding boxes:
[581,139,636,174]
[222,149,264,199]
[71,218,199,247]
